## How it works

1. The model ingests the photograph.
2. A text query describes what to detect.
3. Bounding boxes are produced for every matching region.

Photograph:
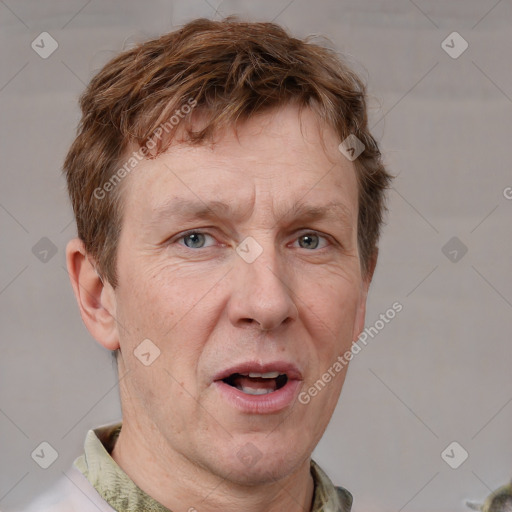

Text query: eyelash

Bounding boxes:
[173,229,331,251]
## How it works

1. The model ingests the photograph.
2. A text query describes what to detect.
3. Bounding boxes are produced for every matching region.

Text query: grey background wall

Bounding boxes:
[1,1,511,511]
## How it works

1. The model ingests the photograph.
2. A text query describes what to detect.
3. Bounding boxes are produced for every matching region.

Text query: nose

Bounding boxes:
[227,238,298,332]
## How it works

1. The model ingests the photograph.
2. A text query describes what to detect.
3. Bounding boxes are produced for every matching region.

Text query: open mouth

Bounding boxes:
[214,362,302,413]
[222,371,289,395]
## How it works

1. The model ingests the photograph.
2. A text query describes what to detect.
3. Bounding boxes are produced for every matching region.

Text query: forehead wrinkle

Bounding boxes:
[274,200,355,228]
[148,195,354,233]
[147,197,248,228]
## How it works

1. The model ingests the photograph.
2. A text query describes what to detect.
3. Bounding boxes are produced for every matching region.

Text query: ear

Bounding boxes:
[65,238,120,351]
[352,248,379,342]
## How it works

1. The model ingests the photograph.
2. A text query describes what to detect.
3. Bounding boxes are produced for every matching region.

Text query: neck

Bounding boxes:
[110,420,315,512]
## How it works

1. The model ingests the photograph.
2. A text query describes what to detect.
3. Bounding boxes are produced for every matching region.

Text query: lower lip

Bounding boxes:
[214,379,302,414]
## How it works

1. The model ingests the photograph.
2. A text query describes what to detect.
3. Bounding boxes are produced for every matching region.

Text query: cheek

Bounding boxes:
[117,261,183,332]
[300,285,359,428]
[116,262,218,377]
[309,277,362,346]
[123,365,198,438]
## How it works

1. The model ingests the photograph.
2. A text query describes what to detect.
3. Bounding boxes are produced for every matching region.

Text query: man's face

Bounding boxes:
[112,104,371,484]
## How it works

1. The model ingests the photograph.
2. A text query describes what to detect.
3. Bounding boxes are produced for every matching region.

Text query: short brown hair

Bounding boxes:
[64,17,392,287]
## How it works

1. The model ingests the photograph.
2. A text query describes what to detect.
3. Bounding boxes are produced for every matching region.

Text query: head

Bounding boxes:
[65,17,392,485]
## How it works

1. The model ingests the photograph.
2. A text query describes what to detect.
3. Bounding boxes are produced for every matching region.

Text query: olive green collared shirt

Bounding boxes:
[73,422,353,512]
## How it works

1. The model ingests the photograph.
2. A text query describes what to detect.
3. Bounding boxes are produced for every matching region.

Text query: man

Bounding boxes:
[20,16,392,512]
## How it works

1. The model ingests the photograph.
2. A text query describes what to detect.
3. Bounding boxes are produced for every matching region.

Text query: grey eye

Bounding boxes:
[298,234,320,249]
[183,232,207,248]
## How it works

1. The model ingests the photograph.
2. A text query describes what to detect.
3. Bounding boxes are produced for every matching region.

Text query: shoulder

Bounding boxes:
[11,466,115,512]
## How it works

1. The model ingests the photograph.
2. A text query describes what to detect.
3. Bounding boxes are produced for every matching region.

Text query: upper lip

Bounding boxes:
[213,361,303,382]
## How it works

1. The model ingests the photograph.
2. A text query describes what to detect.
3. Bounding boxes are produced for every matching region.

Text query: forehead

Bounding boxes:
[120,105,358,226]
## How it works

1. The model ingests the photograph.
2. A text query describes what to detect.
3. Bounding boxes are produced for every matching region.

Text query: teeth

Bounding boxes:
[247,371,281,378]
[237,385,274,395]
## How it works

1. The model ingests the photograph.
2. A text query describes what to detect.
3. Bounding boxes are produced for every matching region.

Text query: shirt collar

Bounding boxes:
[74,422,352,512]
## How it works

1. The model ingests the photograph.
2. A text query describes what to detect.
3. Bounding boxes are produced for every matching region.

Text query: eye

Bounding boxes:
[293,232,329,250]
[177,231,216,249]
[172,230,330,251]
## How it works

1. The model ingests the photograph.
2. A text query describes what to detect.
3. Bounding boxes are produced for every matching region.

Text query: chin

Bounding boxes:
[226,462,302,487]
[210,437,309,486]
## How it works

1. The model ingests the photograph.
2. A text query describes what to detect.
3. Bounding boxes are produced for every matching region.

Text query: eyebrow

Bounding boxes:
[149,197,354,228]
